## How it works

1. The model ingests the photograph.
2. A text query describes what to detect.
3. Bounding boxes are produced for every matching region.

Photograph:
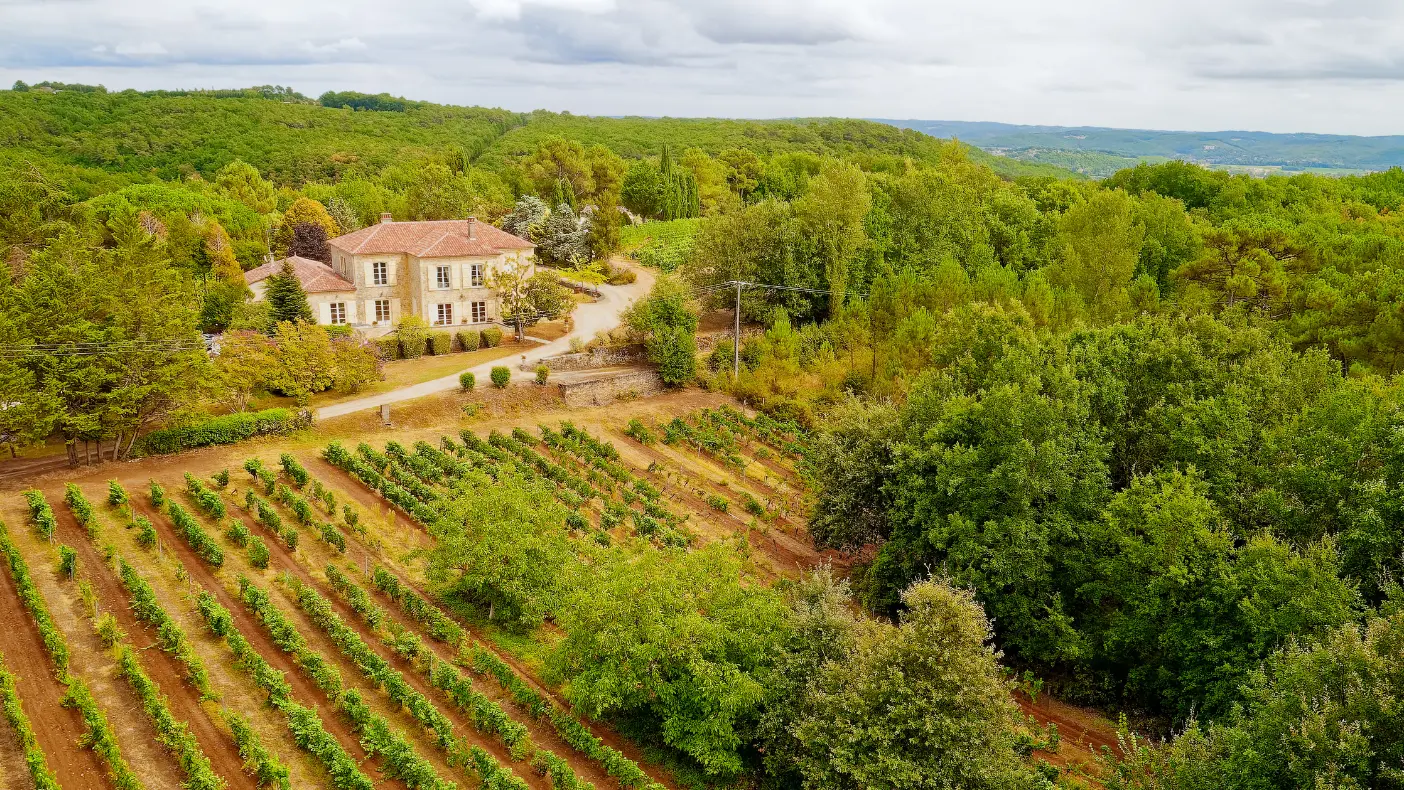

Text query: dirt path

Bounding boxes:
[1017,692,1119,778]
[46,502,257,790]
[126,498,397,789]
[0,545,115,790]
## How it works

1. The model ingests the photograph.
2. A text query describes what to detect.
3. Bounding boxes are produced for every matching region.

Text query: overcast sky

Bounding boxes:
[3,0,1403,135]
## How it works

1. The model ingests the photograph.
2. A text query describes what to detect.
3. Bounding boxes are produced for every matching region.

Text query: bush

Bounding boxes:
[212,469,230,488]
[491,366,510,388]
[279,453,309,487]
[398,316,428,360]
[58,546,77,579]
[427,331,451,355]
[481,326,504,348]
[624,419,655,445]
[456,330,480,352]
[374,335,402,360]
[138,408,305,455]
[706,495,729,513]
[459,372,476,391]
[535,365,550,385]
[107,480,129,506]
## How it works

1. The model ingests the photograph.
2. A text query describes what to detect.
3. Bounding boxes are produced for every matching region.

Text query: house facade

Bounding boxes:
[246,214,535,333]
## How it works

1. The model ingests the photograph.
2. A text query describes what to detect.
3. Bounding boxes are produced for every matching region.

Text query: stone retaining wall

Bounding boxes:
[558,369,664,407]
[536,345,644,371]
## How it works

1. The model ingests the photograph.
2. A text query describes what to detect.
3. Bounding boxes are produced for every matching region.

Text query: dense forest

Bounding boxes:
[7,83,1404,788]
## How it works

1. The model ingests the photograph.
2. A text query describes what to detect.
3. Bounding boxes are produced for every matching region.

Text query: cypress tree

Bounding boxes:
[266,260,314,325]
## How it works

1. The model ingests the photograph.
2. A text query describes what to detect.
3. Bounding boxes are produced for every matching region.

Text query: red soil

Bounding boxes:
[0,550,115,790]
[47,501,258,790]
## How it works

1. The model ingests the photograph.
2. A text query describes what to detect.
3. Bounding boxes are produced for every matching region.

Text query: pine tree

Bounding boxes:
[266,260,314,325]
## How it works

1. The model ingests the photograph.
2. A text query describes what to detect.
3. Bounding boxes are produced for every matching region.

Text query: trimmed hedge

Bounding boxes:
[0,650,61,790]
[481,326,504,348]
[456,330,481,352]
[428,331,452,355]
[491,366,510,388]
[374,335,402,361]
[138,408,306,455]
[460,371,476,391]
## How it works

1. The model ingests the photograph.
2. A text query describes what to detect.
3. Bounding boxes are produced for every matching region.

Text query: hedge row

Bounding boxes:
[165,500,225,567]
[237,576,455,790]
[0,650,61,790]
[116,558,213,698]
[325,565,386,629]
[138,408,307,456]
[184,473,227,520]
[114,645,224,790]
[323,442,437,525]
[377,326,503,361]
[195,591,371,790]
[0,523,140,789]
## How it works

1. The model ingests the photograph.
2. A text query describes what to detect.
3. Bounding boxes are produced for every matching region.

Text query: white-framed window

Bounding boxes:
[372,261,388,286]
[436,265,451,290]
[328,302,347,325]
[471,301,487,323]
[436,303,453,325]
[374,299,391,324]
[470,264,484,287]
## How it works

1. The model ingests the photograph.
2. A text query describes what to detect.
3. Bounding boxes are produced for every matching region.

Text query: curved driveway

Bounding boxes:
[317,263,655,420]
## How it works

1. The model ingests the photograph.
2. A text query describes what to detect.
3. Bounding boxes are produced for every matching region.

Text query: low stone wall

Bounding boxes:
[537,346,644,371]
[558,369,664,407]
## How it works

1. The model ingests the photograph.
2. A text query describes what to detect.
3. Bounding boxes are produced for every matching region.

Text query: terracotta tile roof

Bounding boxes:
[328,218,534,258]
[244,256,356,293]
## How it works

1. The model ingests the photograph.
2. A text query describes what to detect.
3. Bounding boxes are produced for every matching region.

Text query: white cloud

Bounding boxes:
[113,41,167,56]
[4,0,1404,134]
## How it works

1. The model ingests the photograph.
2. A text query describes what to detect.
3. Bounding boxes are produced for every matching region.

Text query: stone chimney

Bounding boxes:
[380,212,393,224]
[467,216,477,239]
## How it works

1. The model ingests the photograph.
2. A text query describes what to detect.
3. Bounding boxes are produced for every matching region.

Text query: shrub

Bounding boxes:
[427,331,451,355]
[107,480,129,506]
[248,536,271,569]
[23,490,56,540]
[397,317,428,360]
[456,330,480,352]
[279,453,309,487]
[459,372,476,391]
[481,326,504,348]
[150,479,166,507]
[342,504,359,528]
[135,517,158,549]
[491,366,510,388]
[96,612,125,647]
[58,546,77,578]
[706,495,729,513]
[374,335,402,360]
[535,365,550,385]
[212,469,230,488]
[624,419,655,445]
[283,529,300,551]
[137,409,305,455]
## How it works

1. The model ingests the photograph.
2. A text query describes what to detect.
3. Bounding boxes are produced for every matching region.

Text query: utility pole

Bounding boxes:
[733,280,742,378]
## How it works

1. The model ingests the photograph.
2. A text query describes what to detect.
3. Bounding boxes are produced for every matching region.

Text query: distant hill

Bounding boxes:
[877,119,1404,177]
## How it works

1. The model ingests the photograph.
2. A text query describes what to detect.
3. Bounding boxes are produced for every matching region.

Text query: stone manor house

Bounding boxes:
[245,214,535,334]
